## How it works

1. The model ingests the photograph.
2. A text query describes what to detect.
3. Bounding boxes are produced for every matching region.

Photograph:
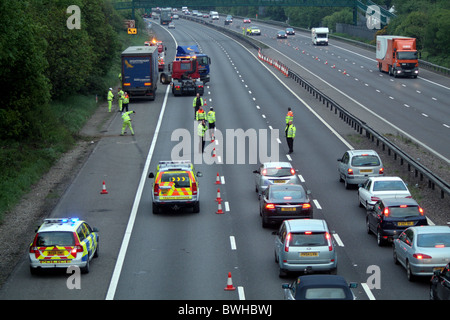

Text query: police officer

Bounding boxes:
[118,87,124,112]
[198,119,207,153]
[122,92,129,112]
[285,107,294,134]
[196,105,206,122]
[193,93,204,119]
[121,110,136,136]
[207,107,216,141]
[107,88,114,112]
[286,120,296,154]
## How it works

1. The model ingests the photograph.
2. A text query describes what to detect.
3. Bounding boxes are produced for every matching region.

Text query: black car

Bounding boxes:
[224,15,233,25]
[430,262,450,300]
[366,198,428,246]
[282,275,357,300]
[277,30,287,39]
[259,184,312,228]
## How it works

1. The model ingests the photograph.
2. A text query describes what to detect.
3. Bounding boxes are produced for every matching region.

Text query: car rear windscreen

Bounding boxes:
[351,155,380,166]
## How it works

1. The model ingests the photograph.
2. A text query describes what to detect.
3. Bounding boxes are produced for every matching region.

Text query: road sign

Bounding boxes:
[128,28,137,34]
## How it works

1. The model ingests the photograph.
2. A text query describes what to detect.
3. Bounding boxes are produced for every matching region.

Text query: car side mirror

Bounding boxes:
[253,169,259,174]
[349,282,358,289]
[148,172,154,178]
[197,172,203,177]
[337,159,342,162]
[93,227,99,232]
[282,283,291,289]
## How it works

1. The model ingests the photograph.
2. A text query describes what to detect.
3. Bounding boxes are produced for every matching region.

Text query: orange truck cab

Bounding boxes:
[376,36,419,78]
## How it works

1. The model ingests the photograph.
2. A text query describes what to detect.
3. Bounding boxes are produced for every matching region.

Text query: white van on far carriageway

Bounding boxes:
[210,11,219,20]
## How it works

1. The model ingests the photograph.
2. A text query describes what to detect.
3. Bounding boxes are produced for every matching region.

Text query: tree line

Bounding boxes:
[0,0,124,144]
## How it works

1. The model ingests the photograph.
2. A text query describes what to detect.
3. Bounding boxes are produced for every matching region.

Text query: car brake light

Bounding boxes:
[192,182,197,195]
[305,231,312,235]
[413,253,432,260]
[261,169,267,176]
[379,167,384,174]
[383,208,390,217]
[326,232,333,251]
[154,183,159,196]
[399,205,407,208]
[265,204,275,210]
[285,233,291,252]
[347,168,353,175]
[371,196,380,202]
[435,244,445,248]
[302,203,311,209]
[418,207,424,215]
[290,168,295,175]
[283,196,292,200]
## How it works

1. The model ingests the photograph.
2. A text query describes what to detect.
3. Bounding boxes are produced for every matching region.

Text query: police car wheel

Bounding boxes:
[81,254,90,274]
[94,243,99,258]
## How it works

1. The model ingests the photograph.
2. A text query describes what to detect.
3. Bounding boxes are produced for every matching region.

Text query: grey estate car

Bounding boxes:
[253,162,300,195]
[337,150,384,189]
[274,219,337,277]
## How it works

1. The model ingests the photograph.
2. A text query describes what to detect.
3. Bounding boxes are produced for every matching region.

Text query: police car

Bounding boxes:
[148,161,202,214]
[29,218,99,274]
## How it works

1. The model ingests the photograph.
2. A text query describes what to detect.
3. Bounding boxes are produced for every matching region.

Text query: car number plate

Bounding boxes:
[47,250,66,255]
[300,252,318,257]
[397,221,414,226]
[359,169,373,173]
[273,180,286,183]
[40,260,71,264]
[281,207,296,212]
[433,267,444,272]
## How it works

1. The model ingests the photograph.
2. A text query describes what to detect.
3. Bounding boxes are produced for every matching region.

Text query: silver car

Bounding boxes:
[253,162,300,195]
[337,150,384,189]
[393,226,450,281]
[274,219,337,277]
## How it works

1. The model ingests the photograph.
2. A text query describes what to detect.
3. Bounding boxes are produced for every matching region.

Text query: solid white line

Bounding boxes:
[105,84,171,300]
[361,283,376,300]
[224,201,230,212]
[230,236,237,250]
[221,176,225,184]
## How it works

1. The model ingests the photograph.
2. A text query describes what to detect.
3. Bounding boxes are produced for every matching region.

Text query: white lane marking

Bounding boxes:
[105,85,171,300]
[361,283,376,300]
[333,233,344,247]
[230,236,237,250]
[221,176,226,184]
[313,199,322,210]
[224,201,230,212]
[238,286,246,300]
[298,174,305,183]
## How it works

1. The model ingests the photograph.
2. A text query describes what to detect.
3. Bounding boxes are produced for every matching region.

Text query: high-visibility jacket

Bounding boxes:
[193,97,203,107]
[197,123,207,137]
[196,109,206,121]
[118,90,124,101]
[207,111,215,123]
[285,111,294,124]
[123,94,129,104]
[122,111,133,122]
[107,90,114,101]
[286,124,296,138]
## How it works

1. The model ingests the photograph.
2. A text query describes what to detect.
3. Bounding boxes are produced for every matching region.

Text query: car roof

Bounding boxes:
[297,274,349,287]
[410,225,450,235]
[379,197,419,206]
[348,149,379,156]
[38,218,83,233]
[157,160,193,172]
[368,176,404,182]
[262,162,292,168]
[286,219,327,232]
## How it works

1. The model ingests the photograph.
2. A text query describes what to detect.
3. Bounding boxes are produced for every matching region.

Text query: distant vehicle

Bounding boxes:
[253,162,300,195]
[246,26,261,36]
[260,184,313,228]
[274,219,336,277]
[121,46,158,100]
[312,27,329,45]
[160,8,172,25]
[393,226,450,281]
[225,15,233,25]
[282,275,357,300]
[210,11,219,20]
[430,262,450,300]
[337,149,384,189]
[366,198,427,246]
[285,27,295,35]
[172,14,179,19]
[358,176,411,209]
[376,36,419,78]
[29,218,99,275]
[168,22,175,29]
[243,17,251,23]
[277,30,287,39]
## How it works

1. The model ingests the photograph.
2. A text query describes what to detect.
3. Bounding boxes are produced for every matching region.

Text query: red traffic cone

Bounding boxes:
[224,272,236,291]
[212,148,216,157]
[216,200,224,214]
[215,172,221,184]
[100,181,108,194]
[215,188,222,202]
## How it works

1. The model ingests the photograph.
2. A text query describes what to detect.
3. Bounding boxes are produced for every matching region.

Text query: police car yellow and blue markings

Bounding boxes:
[30,218,98,265]
[156,171,194,200]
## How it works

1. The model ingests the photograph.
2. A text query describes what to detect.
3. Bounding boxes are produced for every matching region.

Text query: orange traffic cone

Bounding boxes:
[100,181,108,194]
[216,200,224,214]
[215,172,221,184]
[343,69,347,75]
[224,272,236,291]
[215,188,222,202]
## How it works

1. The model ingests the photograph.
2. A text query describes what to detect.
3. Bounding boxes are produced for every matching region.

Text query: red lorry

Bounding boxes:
[160,58,204,96]
[376,36,419,78]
